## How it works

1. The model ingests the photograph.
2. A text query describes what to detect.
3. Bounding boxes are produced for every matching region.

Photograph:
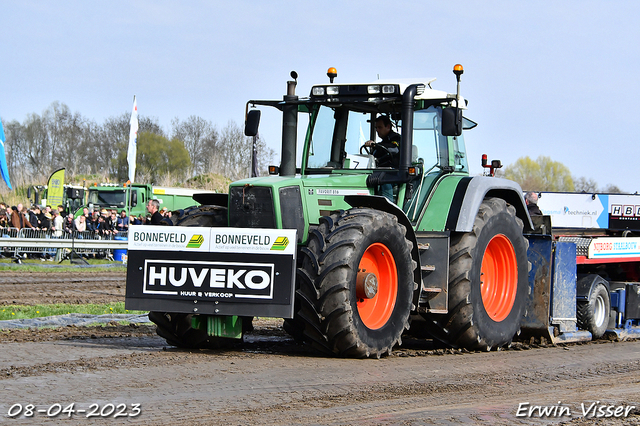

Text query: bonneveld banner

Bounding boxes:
[125,225,297,318]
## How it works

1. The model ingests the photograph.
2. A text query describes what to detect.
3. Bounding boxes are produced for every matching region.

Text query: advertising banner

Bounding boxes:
[125,225,297,318]
[47,168,65,208]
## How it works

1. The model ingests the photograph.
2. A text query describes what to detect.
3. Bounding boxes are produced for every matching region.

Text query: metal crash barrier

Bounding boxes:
[0,228,129,261]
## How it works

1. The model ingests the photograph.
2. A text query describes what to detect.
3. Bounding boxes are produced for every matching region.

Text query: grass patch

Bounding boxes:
[0,257,126,272]
[0,302,146,320]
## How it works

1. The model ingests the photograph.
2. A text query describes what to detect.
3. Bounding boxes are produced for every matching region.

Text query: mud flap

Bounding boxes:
[521,235,591,344]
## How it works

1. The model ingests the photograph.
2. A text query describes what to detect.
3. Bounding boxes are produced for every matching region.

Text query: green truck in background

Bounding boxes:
[87,183,216,217]
[28,184,86,214]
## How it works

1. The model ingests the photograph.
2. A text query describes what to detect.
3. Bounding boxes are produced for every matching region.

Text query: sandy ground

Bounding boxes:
[0,270,639,425]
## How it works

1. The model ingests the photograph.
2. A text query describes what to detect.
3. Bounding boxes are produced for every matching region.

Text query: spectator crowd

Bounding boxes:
[0,202,173,236]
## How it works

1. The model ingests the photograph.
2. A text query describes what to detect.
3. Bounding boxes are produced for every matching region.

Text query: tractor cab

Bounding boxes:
[246,68,476,219]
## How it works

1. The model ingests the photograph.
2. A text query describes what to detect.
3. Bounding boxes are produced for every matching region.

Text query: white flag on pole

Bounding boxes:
[127,96,138,183]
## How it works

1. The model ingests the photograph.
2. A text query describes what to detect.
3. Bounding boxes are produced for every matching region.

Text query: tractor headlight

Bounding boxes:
[381,85,396,94]
[326,86,339,95]
[367,85,380,94]
[312,87,325,96]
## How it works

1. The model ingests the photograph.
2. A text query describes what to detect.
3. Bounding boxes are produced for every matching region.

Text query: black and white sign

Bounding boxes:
[125,226,297,318]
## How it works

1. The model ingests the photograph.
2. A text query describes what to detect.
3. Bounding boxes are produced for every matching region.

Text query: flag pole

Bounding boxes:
[126,96,138,216]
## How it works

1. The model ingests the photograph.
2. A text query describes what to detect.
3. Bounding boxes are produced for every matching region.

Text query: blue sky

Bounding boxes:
[1,1,638,192]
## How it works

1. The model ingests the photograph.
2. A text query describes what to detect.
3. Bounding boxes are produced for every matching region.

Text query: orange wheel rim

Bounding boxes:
[480,234,517,322]
[357,243,397,330]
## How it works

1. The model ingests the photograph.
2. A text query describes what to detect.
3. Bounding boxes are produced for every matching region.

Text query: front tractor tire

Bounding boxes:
[287,208,417,358]
[148,312,239,349]
[148,205,242,350]
[427,197,529,351]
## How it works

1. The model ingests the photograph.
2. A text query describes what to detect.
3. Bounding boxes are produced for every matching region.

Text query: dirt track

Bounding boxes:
[0,270,126,306]
[1,270,640,425]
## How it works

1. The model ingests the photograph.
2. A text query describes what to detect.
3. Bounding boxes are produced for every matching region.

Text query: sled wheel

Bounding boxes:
[425,197,529,351]
[286,208,417,358]
[577,279,610,339]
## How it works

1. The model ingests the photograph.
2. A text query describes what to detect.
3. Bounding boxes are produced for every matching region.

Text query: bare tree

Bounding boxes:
[574,176,599,193]
[45,102,85,176]
[171,115,218,176]
[214,121,275,181]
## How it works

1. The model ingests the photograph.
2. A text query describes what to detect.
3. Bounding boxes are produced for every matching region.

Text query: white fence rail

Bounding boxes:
[0,228,129,258]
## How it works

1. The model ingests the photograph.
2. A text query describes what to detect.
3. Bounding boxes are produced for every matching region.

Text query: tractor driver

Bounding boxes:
[364,115,401,168]
[364,115,401,202]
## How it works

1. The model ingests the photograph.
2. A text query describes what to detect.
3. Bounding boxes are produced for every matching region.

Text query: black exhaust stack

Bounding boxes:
[280,71,298,176]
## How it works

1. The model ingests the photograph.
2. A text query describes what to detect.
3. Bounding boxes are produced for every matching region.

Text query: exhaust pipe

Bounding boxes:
[280,71,298,176]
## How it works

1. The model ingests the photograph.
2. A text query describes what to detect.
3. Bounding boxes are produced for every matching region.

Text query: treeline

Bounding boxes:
[2,101,274,187]
[502,156,623,193]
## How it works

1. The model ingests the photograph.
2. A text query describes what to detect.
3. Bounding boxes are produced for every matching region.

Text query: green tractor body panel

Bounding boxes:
[230,173,372,245]
[414,174,467,232]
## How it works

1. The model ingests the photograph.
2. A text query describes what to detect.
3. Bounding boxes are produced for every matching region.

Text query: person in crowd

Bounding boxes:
[525,191,543,216]
[117,210,129,232]
[88,211,100,233]
[74,214,87,233]
[81,207,91,222]
[129,214,141,226]
[96,209,110,235]
[94,213,108,236]
[29,206,41,229]
[38,210,51,231]
[63,214,76,234]
[109,211,119,234]
[52,210,63,237]
[0,210,7,229]
[0,203,7,229]
[11,204,34,230]
[146,199,163,225]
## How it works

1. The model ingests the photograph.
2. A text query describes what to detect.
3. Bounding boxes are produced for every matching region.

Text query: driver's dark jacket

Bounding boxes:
[374,130,401,168]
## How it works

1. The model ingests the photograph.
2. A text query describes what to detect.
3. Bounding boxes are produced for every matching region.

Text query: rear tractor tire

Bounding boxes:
[286,208,417,358]
[425,197,529,351]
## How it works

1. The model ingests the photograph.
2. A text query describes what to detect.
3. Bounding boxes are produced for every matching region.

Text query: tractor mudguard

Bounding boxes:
[449,176,533,233]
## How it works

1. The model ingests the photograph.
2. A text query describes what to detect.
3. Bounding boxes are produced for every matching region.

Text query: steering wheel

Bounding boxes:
[360,143,392,166]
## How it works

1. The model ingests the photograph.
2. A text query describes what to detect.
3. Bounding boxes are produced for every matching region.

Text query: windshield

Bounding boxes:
[306,106,372,170]
[88,189,126,207]
[304,105,448,173]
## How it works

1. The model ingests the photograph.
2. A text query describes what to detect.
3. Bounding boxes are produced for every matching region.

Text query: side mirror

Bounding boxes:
[245,109,261,137]
[441,107,462,137]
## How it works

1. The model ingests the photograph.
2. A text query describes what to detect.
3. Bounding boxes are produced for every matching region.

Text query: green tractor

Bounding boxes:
[126,64,532,358]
